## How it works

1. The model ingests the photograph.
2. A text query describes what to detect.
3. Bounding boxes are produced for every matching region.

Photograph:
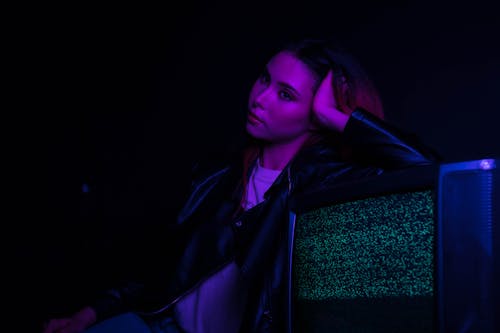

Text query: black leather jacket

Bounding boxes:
[91,109,439,332]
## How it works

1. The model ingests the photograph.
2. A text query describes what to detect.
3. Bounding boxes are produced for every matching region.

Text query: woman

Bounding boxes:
[43,38,438,333]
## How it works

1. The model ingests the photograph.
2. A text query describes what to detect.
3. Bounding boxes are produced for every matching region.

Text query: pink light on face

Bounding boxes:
[246,51,316,144]
[247,112,263,125]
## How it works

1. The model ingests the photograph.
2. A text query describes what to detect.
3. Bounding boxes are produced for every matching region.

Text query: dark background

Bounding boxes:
[9,0,500,331]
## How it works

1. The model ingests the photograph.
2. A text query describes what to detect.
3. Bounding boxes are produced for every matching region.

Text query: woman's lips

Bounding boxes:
[248,112,262,125]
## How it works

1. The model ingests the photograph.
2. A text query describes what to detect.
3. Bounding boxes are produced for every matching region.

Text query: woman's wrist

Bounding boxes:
[316,106,349,133]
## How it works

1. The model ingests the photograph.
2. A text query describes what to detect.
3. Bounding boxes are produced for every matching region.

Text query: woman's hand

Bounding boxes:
[43,306,96,333]
[312,70,349,133]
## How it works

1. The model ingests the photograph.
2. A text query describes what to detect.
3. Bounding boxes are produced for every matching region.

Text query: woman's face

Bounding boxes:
[246,51,317,144]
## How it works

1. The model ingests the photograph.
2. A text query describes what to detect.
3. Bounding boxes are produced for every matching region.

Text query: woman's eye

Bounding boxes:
[280,91,293,101]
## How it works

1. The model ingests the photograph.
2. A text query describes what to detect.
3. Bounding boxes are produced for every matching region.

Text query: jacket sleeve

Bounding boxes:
[342,108,441,169]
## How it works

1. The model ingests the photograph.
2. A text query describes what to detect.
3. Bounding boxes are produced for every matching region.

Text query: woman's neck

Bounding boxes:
[259,135,309,171]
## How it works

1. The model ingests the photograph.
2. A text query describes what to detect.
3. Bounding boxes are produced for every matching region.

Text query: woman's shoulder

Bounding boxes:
[292,141,343,169]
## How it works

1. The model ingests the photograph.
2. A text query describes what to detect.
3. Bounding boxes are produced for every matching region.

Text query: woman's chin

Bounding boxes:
[246,123,256,135]
[246,125,264,140]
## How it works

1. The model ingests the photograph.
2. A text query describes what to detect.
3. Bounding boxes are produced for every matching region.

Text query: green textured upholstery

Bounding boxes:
[292,190,435,332]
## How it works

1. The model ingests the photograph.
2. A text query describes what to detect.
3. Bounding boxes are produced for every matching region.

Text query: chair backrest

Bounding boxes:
[288,159,499,332]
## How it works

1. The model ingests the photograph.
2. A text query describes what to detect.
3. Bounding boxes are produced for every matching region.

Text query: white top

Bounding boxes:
[173,160,281,333]
[243,159,282,210]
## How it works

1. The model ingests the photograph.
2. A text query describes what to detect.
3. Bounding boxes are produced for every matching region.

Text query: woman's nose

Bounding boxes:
[254,86,272,109]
